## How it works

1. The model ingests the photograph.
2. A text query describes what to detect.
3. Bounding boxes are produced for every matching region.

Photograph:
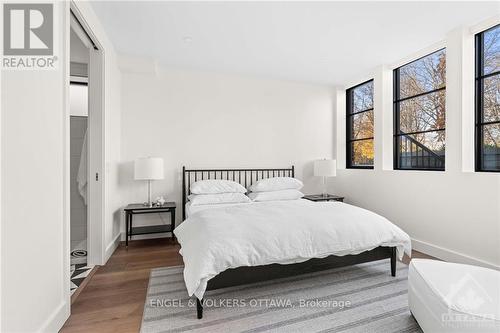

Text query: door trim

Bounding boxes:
[69,1,106,267]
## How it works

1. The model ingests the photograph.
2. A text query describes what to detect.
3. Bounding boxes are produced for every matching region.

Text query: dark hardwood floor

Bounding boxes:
[61,239,434,333]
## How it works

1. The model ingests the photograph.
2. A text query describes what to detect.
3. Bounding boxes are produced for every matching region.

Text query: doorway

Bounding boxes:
[68,6,105,296]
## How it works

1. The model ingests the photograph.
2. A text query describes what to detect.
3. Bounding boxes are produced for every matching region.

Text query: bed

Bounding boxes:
[175,166,412,319]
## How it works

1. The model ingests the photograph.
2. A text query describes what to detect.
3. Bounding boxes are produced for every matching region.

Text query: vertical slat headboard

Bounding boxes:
[182,166,295,220]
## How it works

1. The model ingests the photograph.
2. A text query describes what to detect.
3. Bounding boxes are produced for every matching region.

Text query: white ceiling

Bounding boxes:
[90,1,499,85]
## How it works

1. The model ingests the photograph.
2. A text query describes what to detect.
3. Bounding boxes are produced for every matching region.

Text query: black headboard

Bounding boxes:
[182,166,295,219]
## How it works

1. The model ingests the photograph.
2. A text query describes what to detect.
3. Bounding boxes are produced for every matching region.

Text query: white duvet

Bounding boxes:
[174,199,412,299]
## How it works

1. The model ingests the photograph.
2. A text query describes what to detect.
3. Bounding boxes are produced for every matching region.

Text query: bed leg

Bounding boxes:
[197,298,203,319]
[391,247,396,277]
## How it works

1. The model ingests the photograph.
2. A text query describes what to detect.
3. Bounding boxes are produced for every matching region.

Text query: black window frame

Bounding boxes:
[475,24,500,173]
[393,48,446,171]
[346,79,374,169]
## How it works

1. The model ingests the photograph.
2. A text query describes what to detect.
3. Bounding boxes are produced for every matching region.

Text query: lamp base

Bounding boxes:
[144,180,153,207]
[322,176,329,198]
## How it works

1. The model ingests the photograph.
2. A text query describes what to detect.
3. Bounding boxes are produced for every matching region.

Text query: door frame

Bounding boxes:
[68,2,106,267]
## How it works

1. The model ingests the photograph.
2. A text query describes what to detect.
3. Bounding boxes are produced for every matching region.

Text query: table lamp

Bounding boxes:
[314,159,337,197]
[134,157,164,207]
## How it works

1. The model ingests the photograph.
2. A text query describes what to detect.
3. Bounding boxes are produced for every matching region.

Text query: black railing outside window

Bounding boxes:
[475,24,500,172]
[393,49,446,170]
[346,80,374,169]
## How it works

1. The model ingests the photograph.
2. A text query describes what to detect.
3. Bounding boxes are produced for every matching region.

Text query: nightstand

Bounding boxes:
[303,194,344,202]
[124,202,176,246]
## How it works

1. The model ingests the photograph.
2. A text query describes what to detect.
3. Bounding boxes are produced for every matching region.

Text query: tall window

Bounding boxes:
[346,80,374,168]
[476,25,500,172]
[394,49,446,170]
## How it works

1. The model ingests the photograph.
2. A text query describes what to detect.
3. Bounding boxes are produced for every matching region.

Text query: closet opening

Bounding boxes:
[68,6,105,299]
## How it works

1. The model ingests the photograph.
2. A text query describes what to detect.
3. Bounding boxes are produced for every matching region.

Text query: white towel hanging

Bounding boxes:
[77,130,88,205]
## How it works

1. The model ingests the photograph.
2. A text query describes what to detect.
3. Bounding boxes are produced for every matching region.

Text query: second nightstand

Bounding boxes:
[303,194,344,202]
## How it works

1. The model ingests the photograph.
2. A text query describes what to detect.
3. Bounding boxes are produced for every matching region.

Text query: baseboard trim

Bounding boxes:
[412,238,499,270]
[104,233,121,264]
[38,299,69,333]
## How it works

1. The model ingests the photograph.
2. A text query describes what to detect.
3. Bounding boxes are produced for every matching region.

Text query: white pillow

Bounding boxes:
[188,193,251,206]
[190,179,247,194]
[249,177,303,192]
[248,189,304,202]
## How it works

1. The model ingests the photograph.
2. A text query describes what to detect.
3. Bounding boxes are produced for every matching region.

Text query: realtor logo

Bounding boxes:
[2,3,56,69]
[3,3,53,55]
[441,273,496,329]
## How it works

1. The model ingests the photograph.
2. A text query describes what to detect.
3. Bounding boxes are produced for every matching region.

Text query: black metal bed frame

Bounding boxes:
[182,166,295,220]
[181,166,397,319]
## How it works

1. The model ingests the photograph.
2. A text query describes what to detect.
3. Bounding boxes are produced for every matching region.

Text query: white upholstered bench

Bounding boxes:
[409,259,499,332]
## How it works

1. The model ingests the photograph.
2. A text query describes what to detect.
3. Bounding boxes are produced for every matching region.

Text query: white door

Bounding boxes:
[87,48,105,266]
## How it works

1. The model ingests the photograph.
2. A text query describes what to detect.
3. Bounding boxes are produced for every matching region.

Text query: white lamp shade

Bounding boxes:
[314,159,337,177]
[134,157,164,180]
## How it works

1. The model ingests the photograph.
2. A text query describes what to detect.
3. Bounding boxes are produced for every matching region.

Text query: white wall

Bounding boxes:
[331,169,500,268]
[331,21,500,269]
[0,2,121,331]
[1,2,69,331]
[118,60,334,235]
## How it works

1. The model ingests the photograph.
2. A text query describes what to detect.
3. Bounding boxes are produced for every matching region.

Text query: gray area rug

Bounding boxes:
[141,259,422,333]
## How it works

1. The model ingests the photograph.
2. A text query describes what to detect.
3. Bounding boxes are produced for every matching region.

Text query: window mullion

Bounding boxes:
[395,86,446,103]
[478,70,500,80]
[350,108,374,116]
[395,128,446,137]
[348,137,375,143]
[478,120,500,126]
